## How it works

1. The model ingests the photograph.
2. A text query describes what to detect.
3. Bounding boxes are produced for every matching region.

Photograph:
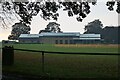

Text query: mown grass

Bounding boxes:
[13,44,119,53]
[2,43,119,78]
[3,51,118,78]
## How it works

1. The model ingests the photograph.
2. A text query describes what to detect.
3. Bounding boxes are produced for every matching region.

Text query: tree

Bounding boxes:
[84,19,103,34]
[39,22,62,33]
[8,21,31,40]
[84,20,120,44]
[1,0,119,26]
[106,1,120,13]
[0,0,120,40]
[102,26,120,44]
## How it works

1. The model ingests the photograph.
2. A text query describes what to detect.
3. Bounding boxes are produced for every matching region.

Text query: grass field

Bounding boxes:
[13,44,118,53]
[2,43,119,78]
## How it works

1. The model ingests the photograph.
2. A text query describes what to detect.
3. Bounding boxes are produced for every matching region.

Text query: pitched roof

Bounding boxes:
[19,33,101,40]
[19,34,39,38]
[39,32,80,37]
[80,34,100,38]
[19,32,80,38]
[73,34,101,40]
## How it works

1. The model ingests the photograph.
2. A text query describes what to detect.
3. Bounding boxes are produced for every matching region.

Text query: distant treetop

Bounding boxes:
[39,22,62,33]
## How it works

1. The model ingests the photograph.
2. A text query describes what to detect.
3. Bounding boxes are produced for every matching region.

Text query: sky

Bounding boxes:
[0,0,119,41]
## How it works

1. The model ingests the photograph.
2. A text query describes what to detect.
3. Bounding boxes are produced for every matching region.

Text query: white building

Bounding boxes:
[19,32,102,44]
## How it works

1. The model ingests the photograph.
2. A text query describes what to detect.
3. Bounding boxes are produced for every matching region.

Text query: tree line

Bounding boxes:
[0,1,119,44]
[84,19,120,44]
[8,20,120,44]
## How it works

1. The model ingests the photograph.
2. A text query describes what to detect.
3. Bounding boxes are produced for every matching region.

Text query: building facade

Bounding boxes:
[19,32,102,44]
[74,34,102,44]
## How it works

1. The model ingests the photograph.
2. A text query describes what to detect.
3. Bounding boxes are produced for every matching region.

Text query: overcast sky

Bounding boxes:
[0,1,119,41]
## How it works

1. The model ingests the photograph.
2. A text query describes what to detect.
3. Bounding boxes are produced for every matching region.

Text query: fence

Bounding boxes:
[2,46,120,78]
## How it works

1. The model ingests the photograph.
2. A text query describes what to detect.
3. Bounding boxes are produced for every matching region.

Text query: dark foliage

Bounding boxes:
[84,19,103,34]
[84,20,120,44]
[1,1,119,40]
[1,1,97,24]
[106,1,115,11]
[39,22,62,33]
[1,1,119,25]
[8,22,31,40]
[102,26,120,44]
[116,1,120,13]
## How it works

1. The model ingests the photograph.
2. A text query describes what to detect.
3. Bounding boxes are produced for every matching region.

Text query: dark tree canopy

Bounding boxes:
[0,0,120,40]
[84,19,120,44]
[1,0,120,25]
[8,22,31,40]
[84,19,103,34]
[39,22,62,33]
[102,26,120,44]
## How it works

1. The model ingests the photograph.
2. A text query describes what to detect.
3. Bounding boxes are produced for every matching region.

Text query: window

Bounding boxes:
[60,40,63,44]
[55,40,58,44]
[65,40,68,44]
[22,40,24,43]
[31,40,33,43]
[4,41,8,43]
[70,40,73,44]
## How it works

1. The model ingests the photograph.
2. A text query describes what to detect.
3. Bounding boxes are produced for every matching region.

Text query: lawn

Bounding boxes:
[2,43,119,78]
[13,44,118,53]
